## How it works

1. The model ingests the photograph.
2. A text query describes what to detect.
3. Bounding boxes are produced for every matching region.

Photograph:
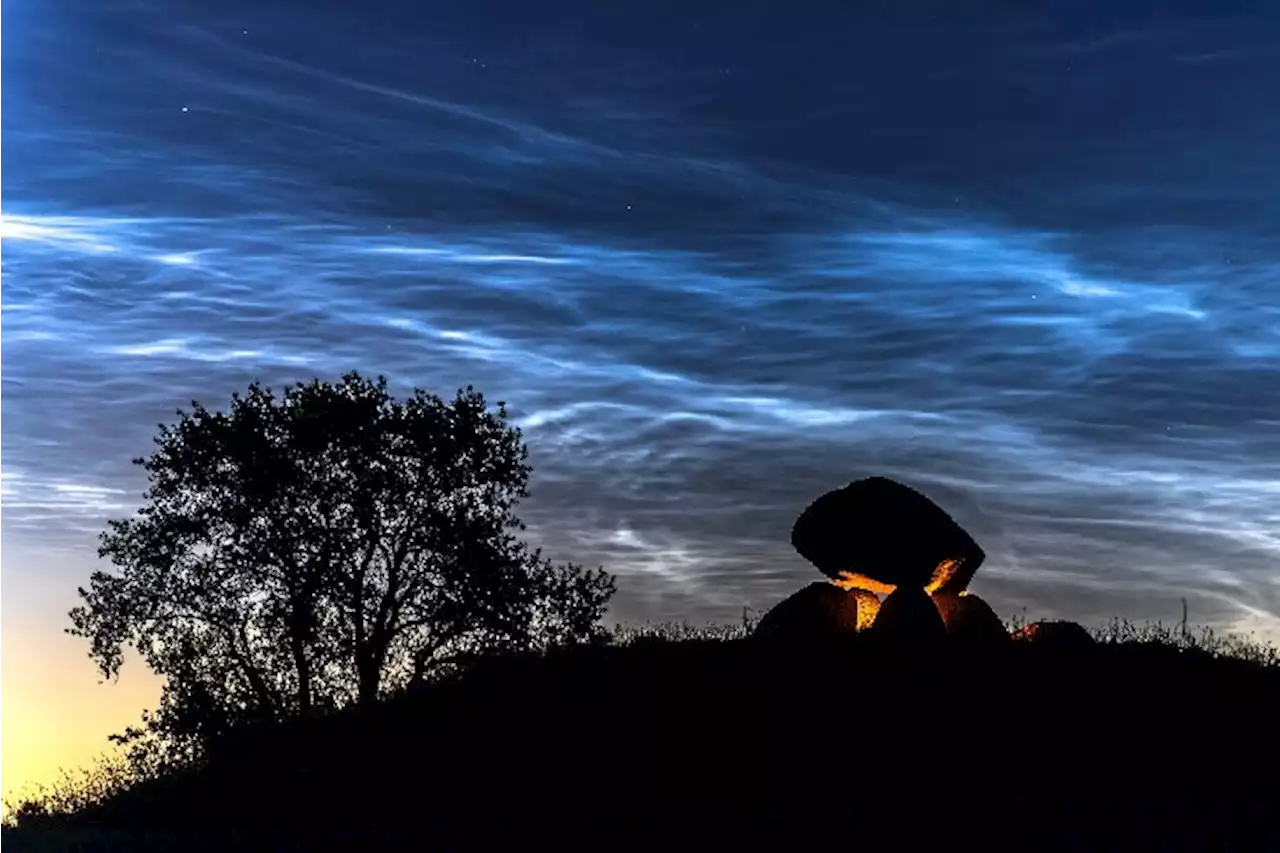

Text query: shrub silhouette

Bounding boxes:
[66,372,615,770]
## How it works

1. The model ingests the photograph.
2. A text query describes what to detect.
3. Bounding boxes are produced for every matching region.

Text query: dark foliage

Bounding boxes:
[66,372,615,769]
[7,635,1278,851]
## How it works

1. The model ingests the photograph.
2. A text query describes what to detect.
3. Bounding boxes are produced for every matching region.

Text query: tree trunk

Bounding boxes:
[288,597,314,716]
[292,635,313,716]
[356,647,381,707]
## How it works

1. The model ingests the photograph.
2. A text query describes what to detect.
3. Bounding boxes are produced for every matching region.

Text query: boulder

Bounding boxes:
[932,593,1010,646]
[754,583,880,643]
[1011,620,1095,650]
[790,476,985,592]
[867,585,946,646]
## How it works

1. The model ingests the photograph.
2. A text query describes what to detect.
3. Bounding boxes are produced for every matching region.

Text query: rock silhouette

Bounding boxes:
[868,585,947,646]
[932,593,1010,646]
[1012,620,1095,650]
[754,582,879,643]
[790,476,985,593]
[760,476,1100,654]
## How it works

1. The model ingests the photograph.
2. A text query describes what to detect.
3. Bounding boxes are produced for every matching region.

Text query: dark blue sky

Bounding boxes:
[3,0,1278,638]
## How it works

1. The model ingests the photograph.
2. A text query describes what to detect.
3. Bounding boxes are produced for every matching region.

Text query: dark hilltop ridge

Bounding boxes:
[6,477,1279,852]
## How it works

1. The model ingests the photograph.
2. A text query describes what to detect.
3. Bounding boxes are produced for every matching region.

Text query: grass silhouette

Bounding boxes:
[4,616,1278,851]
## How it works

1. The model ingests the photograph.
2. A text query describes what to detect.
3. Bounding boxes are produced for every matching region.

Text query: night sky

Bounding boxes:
[2,0,1279,794]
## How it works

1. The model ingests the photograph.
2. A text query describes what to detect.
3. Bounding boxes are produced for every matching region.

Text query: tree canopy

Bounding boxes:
[70,372,615,762]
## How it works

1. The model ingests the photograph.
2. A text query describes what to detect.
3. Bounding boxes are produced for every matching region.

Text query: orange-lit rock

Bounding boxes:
[832,557,967,597]
[867,585,946,646]
[790,477,985,592]
[831,570,897,596]
[754,582,880,643]
[1011,620,1095,650]
[931,593,1009,646]
[924,558,967,595]
[848,588,882,631]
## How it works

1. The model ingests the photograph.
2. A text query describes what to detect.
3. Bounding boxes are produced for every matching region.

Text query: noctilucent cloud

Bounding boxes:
[3,1,1279,642]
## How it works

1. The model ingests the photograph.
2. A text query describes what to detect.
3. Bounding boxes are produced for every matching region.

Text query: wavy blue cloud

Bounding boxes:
[3,0,1278,643]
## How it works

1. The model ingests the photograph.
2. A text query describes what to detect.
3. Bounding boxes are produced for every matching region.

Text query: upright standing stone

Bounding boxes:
[755,582,881,643]
[868,585,946,646]
[932,593,1010,646]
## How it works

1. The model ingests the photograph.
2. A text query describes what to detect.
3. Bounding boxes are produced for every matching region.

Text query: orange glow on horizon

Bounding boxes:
[1,606,163,817]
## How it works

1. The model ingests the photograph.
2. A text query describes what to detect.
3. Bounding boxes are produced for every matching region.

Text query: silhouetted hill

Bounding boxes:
[6,633,1279,851]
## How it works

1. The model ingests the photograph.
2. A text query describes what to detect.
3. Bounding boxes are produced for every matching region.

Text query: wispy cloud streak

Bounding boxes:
[3,0,1278,645]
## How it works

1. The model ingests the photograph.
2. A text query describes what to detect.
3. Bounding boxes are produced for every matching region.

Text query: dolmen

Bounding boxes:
[756,476,1010,648]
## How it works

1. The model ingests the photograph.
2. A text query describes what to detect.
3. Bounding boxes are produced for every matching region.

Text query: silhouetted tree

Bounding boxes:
[9,800,52,829]
[70,372,615,758]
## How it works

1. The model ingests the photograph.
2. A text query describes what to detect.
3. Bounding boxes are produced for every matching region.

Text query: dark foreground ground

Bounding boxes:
[6,635,1279,851]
